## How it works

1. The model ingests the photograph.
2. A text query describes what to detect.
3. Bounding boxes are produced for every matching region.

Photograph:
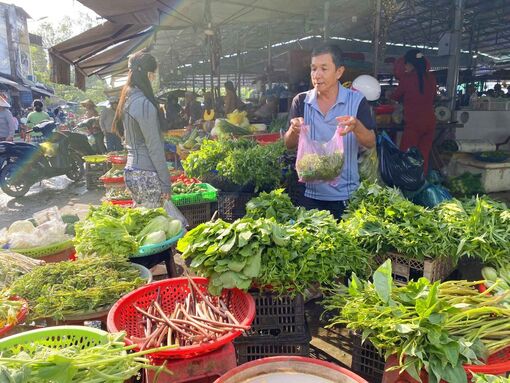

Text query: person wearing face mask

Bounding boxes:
[0,97,15,141]
[26,100,51,143]
[112,49,170,208]
[391,49,437,174]
[285,43,376,219]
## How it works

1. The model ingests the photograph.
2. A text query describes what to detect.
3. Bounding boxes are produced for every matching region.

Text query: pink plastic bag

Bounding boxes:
[295,125,345,185]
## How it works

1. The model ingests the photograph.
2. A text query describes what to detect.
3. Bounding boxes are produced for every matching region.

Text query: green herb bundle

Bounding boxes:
[324,260,510,383]
[8,258,144,320]
[182,139,255,179]
[0,332,173,382]
[434,197,510,267]
[245,189,298,222]
[216,141,285,191]
[341,183,453,260]
[296,152,344,182]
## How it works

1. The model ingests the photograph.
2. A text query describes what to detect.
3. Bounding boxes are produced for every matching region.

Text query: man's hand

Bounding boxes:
[336,116,359,136]
[289,117,304,136]
[336,115,376,148]
[6,136,13,142]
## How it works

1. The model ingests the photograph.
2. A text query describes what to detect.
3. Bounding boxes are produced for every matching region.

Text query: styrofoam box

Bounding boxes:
[450,157,510,193]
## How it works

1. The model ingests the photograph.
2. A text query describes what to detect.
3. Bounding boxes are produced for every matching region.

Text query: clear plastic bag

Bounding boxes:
[163,200,189,228]
[295,125,344,185]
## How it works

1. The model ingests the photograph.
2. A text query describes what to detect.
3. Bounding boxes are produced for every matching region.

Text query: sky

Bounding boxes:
[11,0,100,31]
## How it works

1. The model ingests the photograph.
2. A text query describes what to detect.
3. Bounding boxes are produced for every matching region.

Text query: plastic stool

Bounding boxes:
[145,342,237,383]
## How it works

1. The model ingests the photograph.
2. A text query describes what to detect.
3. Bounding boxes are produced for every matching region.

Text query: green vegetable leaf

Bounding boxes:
[373,259,393,304]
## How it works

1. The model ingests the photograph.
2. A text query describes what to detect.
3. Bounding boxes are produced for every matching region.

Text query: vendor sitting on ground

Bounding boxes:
[284,43,376,219]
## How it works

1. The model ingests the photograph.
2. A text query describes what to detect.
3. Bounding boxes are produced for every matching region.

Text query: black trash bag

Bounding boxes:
[412,183,453,208]
[377,131,426,191]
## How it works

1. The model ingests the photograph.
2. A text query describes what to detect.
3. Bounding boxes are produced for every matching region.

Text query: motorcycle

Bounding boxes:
[0,121,95,197]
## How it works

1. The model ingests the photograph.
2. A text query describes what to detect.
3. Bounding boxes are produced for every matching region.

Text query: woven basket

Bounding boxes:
[13,239,74,259]
[131,229,185,258]
[0,325,111,352]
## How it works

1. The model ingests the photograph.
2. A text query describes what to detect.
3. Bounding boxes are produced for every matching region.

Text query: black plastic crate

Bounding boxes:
[351,332,385,383]
[178,202,214,229]
[309,344,350,369]
[235,329,311,365]
[242,290,306,338]
[217,192,255,222]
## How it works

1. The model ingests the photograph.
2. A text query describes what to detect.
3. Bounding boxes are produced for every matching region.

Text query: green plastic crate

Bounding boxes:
[171,183,217,206]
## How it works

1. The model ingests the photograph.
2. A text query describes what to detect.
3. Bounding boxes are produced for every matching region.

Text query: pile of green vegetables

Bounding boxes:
[341,183,510,265]
[267,117,287,133]
[245,189,298,223]
[74,203,182,259]
[434,197,510,267]
[0,332,173,383]
[182,139,285,191]
[172,182,205,195]
[324,260,510,383]
[8,258,145,320]
[0,251,43,289]
[341,183,453,260]
[177,190,370,295]
[449,172,483,196]
[296,152,344,182]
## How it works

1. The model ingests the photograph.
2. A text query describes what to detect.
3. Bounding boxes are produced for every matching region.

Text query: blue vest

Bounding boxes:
[303,84,364,201]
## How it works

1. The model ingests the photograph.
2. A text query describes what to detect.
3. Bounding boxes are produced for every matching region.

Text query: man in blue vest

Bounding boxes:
[285,43,376,219]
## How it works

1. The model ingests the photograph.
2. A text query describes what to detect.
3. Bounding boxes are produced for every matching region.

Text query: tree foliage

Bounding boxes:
[30,12,106,105]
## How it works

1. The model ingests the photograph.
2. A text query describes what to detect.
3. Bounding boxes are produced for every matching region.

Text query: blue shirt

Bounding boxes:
[288,83,375,201]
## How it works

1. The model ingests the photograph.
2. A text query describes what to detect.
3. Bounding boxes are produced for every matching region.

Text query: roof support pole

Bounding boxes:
[267,25,272,86]
[236,34,241,98]
[323,1,330,41]
[446,0,465,117]
[372,0,382,77]
[192,58,196,93]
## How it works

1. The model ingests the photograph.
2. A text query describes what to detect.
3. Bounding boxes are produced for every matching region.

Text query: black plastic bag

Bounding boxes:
[377,131,425,191]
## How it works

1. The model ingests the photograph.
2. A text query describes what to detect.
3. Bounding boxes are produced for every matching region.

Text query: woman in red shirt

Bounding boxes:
[392,49,437,174]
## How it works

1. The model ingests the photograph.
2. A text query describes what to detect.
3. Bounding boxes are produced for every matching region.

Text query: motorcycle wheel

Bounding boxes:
[0,163,32,197]
[66,151,84,181]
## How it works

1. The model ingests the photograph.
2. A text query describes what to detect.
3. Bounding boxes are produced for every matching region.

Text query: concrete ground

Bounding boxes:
[0,176,102,230]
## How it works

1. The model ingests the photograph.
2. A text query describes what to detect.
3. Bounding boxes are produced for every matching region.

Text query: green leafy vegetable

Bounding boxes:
[74,204,176,260]
[324,261,510,383]
[178,192,370,295]
[296,152,344,182]
[0,332,173,383]
[9,258,145,320]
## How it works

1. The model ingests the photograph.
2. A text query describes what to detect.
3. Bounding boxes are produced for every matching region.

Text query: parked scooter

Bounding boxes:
[0,121,95,197]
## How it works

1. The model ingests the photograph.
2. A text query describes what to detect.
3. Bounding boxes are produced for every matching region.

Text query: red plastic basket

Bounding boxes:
[374,104,395,115]
[100,176,125,184]
[108,154,127,165]
[107,277,256,360]
[254,133,281,145]
[464,347,510,377]
[0,297,28,337]
[109,199,134,207]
